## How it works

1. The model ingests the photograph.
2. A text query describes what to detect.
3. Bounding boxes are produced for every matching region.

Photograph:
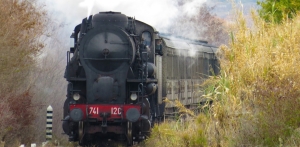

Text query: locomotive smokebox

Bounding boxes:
[93,76,118,102]
[92,11,128,29]
[79,12,136,103]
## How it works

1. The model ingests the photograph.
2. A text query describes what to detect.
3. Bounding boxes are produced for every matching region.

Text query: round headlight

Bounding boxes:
[73,93,80,101]
[130,93,137,101]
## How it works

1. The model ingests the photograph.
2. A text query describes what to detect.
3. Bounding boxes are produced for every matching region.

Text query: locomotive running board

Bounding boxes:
[126,78,157,83]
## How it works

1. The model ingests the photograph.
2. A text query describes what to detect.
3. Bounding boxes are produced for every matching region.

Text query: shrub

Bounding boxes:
[0,0,47,145]
[209,9,300,146]
[146,7,300,147]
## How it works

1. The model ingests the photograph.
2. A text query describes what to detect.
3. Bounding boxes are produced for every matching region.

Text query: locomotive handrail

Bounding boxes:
[109,41,129,45]
[127,78,158,83]
[70,90,81,92]
[67,51,70,80]
[83,58,130,61]
[69,77,86,81]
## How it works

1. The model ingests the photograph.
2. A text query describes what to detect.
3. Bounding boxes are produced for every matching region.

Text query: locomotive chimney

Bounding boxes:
[92,11,128,29]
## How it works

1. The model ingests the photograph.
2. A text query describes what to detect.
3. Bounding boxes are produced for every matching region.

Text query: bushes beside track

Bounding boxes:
[146,10,300,147]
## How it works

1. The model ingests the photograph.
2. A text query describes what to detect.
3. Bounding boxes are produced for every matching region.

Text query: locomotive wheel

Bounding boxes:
[127,121,133,146]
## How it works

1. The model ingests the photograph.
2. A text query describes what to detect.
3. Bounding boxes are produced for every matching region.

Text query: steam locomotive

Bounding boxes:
[62,11,219,146]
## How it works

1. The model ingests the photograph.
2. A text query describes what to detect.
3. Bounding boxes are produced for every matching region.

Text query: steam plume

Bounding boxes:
[79,0,95,18]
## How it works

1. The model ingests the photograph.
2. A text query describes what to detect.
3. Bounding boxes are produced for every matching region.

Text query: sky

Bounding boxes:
[41,0,258,36]
[42,0,209,34]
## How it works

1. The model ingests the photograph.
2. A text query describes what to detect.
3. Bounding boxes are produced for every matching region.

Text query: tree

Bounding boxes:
[257,0,300,23]
[0,0,47,145]
[168,2,228,46]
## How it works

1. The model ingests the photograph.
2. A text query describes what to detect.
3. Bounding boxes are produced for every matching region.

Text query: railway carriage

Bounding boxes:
[158,34,219,117]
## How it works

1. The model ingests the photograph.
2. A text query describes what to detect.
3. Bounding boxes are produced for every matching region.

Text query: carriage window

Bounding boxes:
[142,31,152,47]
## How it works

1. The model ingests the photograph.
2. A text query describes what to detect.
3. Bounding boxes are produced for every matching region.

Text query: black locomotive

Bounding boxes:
[62,11,219,146]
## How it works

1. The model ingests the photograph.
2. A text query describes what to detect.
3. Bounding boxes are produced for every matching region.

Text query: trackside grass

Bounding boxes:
[145,11,300,147]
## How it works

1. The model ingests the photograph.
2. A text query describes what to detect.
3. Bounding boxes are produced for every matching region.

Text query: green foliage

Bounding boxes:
[257,0,300,23]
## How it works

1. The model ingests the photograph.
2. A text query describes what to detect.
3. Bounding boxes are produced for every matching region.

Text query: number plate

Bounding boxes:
[88,106,122,115]
[89,107,99,115]
[70,104,141,120]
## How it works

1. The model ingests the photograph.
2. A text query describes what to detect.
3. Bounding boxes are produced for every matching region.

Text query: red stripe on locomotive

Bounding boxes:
[69,104,141,121]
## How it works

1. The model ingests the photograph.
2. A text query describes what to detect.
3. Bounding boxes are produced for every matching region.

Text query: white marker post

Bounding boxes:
[46,105,53,141]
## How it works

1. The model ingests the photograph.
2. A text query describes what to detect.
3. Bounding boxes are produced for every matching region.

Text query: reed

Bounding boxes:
[146,10,300,147]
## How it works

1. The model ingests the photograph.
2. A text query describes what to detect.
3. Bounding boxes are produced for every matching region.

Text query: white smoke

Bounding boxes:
[42,0,207,33]
[79,0,95,18]
[181,0,207,16]
[91,0,180,31]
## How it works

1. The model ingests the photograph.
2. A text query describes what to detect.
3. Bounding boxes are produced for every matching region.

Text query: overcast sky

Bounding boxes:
[42,0,208,33]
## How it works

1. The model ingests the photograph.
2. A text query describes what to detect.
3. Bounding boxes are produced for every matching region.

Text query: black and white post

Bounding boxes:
[46,105,53,141]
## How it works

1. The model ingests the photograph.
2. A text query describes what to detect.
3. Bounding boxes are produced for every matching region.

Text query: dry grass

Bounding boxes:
[146,10,300,147]
[145,113,209,147]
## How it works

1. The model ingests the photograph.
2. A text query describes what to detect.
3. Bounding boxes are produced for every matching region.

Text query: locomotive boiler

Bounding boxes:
[62,11,219,146]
